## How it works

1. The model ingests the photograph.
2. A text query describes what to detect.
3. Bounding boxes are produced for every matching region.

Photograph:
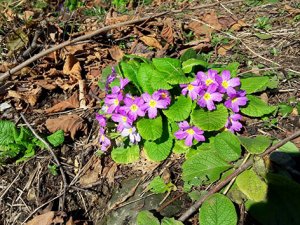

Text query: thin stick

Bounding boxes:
[20,113,68,211]
[178,129,300,222]
[0,0,245,82]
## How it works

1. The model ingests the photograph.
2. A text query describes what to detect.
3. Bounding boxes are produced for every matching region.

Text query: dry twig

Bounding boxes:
[178,129,300,222]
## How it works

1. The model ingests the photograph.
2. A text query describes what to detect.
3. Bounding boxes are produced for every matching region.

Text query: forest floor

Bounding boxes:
[0,0,300,224]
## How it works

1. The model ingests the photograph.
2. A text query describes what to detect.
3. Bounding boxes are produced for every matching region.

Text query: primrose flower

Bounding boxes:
[111,112,133,132]
[156,89,171,105]
[198,85,223,111]
[225,114,243,133]
[120,95,145,121]
[196,69,218,88]
[141,91,170,119]
[120,126,141,144]
[104,92,123,113]
[174,121,205,147]
[120,78,130,89]
[224,91,248,112]
[99,128,111,151]
[216,70,240,95]
[180,79,202,100]
[96,113,106,127]
[105,67,117,91]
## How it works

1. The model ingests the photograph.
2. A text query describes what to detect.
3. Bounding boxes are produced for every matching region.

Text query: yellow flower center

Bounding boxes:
[113,99,119,106]
[187,84,194,91]
[205,79,213,86]
[232,98,237,103]
[222,81,229,88]
[161,93,167,99]
[186,129,195,135]
[129,128,133,133]
[204,93,211,100]
[122,116,127,122]
[101,135,105,141]
[130,104,138,112]
[149,100,157,108]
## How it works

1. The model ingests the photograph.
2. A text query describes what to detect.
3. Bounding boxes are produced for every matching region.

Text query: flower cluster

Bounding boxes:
[174,69,248,146]
[96,73,171,151]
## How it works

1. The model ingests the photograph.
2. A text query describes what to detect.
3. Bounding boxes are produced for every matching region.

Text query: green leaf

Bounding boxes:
[240,76,270,94]
[182,59,208,73]
[239,135,271,154]
[214,131,241,162]
[161,217,184,225]
[136,211,160,225]
[47,130,65,147]
[120,61,140,89]
[276,141,299,153]
[199,193,237,225]
[137,116,162,140]
[255,32,273,40]
[278,103,293,117]
[0,120,16,145]
[99,66,112,89]
[163,96,193,121]
[180,48,197,62]
[144,138,173,162]
[172,140,190,154]
[182,151,231,185]
[191,104,228,131]
[136,63,155,93]
[236,169,267,202]
[241,95,277,117]
[224,62,240,77]
[14,127,33,145]
[111,145,140,164]
[152,58,189,84]
[148,176,173,194]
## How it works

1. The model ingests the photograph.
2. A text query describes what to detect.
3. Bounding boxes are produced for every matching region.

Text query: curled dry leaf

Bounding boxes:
[218,16,237,29]
[140,36,163,50]
[217,41,236,56]
[161,18,174,44]
[7,87,42,106]
[230,20,247,31]
[25,211,54,225]
[79,157,102,186]
[106,163,118,185]
[45,114,87,139]
[35,80,57,90]
[63,54,82,80]
[109,45,124,61]
[44,92,79,113]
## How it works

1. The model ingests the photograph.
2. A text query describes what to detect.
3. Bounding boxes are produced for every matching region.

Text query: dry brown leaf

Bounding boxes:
[7,90,22,99]
[140,36,163,50]
[66,217,75,225]
[218,16,236,29]
[230,20,247,31]
[45,114,87,139]
[24,11,34,20]
[45,92,79,114]
[217,41,236,56]
[106,163,118,185]
[64,43,85,55]
[109,45,124,61]
[7,87,42,106]
[284,4,300,14]
[79,157,102,186]
[189,11,222,38]
[35,80,57,90]
[25,211,54,225]
[161,18,174,44]
[63,54,82,79]
[260,93,269,104]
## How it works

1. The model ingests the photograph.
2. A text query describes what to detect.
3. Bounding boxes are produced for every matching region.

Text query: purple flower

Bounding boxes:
[196,70,218,88]
[99,128,111,151]
[180,79,202,100]
[120,95,145,121]
[141,91,170,119]
[96,113,106,127]
[225,114,243,133]
[156,90,171,105]
[174,121,205,146]
[120,78,129,89]
[111,112,133,132]
[216,70,240,95]
[120,126,141,143]
[224,91,248,112]
[197,85,223,111]
[104,92,123,113]
[105,67,117,91]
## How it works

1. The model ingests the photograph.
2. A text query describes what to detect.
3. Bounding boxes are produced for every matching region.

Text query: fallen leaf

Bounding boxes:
[24,11,34,20]
[140,36,163,50]
[218,16,236,29]
[7,90,22,99]
[217,41,235,56]
[106,163,118,185]
[6,28,29,52]
[80,157,102,186]
[45,92,79,113]
[46,114,87,139]
[230,20,247,31]
[64,43,85,55]
[66,217,75,225]
[284,4,300,14]
[161,18,174,44]
[260,93,269,104]
[7,87,42,106]
[25,211,54,225]
[35,80,57,90]
[109,45,124,61]
[63,54,82,79]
